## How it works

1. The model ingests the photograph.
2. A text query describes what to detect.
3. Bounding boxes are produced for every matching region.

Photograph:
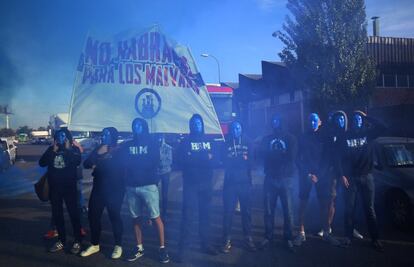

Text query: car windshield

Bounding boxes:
[383,143,414,167]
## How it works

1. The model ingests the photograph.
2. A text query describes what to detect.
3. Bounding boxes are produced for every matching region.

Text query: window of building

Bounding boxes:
[376,74,384,87]
[397,74,408,87]
[409,75,414,88]
[383,74,396,87]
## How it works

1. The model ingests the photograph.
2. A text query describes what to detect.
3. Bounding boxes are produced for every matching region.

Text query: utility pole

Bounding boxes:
[0,105,13,129]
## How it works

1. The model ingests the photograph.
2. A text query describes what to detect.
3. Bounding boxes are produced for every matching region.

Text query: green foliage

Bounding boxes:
[0,128,15,137]
[16,125,32,135]
[276,0,376,112]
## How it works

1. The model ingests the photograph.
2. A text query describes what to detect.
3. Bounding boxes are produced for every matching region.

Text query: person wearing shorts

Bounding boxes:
[121,118,169,264]
[295,113,341,246]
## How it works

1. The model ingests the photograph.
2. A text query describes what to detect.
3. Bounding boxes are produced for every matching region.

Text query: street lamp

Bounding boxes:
[201,53,221,84]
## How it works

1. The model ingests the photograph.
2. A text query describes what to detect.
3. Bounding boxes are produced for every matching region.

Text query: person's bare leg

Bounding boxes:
[133,219,143,245]
[298,199,307,233]
[153,216,165,247]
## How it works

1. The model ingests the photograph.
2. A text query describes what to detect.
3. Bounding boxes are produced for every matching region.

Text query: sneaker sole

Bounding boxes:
[126,254,144,262]
[160,259,170,264]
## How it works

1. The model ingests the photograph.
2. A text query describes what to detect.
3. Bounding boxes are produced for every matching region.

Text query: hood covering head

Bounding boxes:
[102,127,119,147]
[54,128,73,144]
[189,114,205,135]
[131,118,149,140]
[229,120,243,139]
[351,110,366,130]
[271,113,284,132]
[330,110,348,132]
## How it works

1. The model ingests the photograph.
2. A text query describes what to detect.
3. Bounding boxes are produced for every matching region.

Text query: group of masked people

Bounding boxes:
[39,110,385,264]
[259,110,386,253]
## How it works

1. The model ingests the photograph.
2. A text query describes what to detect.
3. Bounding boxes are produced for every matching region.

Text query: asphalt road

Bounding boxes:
[0,144,413,267]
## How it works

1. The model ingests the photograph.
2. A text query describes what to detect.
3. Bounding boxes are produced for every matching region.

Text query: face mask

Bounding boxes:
[309,113,320,131]
[101,129,112,145]
[272,116,281,131]
[336,114,345,129]
[56,131,67,145]
[231,122,242,138]
[353,114,363,129]
[191,118,203,134]
[132,120,144,135]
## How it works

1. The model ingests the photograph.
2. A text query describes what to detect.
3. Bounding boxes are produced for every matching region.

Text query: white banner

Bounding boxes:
[68,26,222,134]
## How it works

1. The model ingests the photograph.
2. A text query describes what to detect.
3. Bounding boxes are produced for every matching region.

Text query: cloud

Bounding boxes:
[366,0,414,37]
[256,0,284,11]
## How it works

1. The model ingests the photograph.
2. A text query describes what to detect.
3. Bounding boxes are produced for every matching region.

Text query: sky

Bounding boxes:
[0,0,413,129]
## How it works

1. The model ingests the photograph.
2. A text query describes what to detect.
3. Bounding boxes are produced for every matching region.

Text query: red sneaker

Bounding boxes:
[44,229,58,239]
[80,228,87,237]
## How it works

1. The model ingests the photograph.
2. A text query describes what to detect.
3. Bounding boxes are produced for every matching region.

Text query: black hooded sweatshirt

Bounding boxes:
[83,127,124,194]
[222,132,252,185]
[297,127,326,177]
[178,114,214,185]
[261,127,297,179]
[39,131,81,187]
[120,119,160,187]
[337,112,386,177]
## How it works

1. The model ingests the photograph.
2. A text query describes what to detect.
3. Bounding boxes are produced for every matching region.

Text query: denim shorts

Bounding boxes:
[126,184,160,219]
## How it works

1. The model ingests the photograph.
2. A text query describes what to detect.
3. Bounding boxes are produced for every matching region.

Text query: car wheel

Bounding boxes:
[386,191,412,230]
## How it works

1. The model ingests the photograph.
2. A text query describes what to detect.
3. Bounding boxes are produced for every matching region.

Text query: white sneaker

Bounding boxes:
[80,245,100,257]
[317,228,332,237]
[353,229,364,240]
[111,245,123,259]
[293,232,306,246]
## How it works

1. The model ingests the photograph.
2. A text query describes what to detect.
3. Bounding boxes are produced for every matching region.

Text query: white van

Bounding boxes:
[373,137,414,229]
[0,137,17,165]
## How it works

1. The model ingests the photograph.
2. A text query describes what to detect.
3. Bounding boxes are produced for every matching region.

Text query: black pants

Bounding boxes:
[263,177,293,241]
[50,182,82,243]
[223,182,252,241]
[179,181,212,249]
[88,187,125,246]
[344,174,379,241]
[158,173,170,215]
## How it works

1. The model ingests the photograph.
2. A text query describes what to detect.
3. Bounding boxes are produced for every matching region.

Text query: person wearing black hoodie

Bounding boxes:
[121,118,169,264]
[259,114,297,252]
[294,112,339,246]
[337,111,386,251]
[221,121,256,253]
[177,114,218,262]
[80,127,125,259]
[39,128,82,254]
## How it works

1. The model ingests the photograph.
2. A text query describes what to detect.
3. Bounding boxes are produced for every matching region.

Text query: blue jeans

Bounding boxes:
[344,174,379,241]
[264,176,293,241]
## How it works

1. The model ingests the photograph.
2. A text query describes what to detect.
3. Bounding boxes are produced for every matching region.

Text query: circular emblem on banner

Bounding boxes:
[135,88,162,119]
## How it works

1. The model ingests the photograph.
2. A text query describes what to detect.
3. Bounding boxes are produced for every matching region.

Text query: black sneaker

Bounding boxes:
[176,249,185,263]
[49,241,64,253]
[340,238,352,248]
[286,240,296,253]
[259,238,271,250]
[201,244,219,255]
[159,247,170,263]
[70,242,81,254]
[126,247,144,262]
[221,240,232,254]
[372,240,384,252]
[245,237,257,252]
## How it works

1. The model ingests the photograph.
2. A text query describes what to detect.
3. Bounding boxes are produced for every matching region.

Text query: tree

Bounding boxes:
[0,128,15,137]
[16,126,32,135]
[276,0,376,113]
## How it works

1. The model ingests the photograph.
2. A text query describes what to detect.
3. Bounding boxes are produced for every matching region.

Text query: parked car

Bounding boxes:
[373,137,414,229]
[31,137,51,145]
[0,145,11,171]
[0,137,17,165]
